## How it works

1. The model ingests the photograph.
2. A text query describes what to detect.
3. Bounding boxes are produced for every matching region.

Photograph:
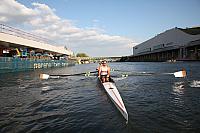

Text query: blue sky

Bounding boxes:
[1,0,200,56]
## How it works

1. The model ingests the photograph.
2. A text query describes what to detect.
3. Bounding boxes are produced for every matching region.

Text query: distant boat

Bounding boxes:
[167,59,176,63]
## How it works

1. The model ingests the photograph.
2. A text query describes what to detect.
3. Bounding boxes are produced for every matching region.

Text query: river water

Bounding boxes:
[0,62,200,133]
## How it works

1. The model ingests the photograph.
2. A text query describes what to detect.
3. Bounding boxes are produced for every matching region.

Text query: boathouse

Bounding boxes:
[130,27,200,61]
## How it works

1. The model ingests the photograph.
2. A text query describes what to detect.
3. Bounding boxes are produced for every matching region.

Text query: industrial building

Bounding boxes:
[130,27,200,62]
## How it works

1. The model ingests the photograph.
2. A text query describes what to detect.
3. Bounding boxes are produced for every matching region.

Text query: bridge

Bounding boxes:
[0,23,73,57]
[72,56,122,64]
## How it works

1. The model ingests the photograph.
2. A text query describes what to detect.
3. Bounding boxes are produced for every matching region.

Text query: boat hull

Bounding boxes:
[97,77,128,122]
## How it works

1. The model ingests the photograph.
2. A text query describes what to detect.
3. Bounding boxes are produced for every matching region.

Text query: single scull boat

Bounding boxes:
[97,77,128,122]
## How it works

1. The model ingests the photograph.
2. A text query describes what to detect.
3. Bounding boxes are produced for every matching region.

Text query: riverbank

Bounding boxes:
[119,56,200,62]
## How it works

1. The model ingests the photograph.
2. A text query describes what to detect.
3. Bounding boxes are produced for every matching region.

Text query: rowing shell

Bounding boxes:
[98,77,128,122]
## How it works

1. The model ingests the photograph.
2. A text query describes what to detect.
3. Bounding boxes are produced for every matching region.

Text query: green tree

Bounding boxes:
[76,53,89,57]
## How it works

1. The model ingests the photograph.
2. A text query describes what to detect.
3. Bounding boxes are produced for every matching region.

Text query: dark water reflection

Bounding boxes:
[0,62,200,133]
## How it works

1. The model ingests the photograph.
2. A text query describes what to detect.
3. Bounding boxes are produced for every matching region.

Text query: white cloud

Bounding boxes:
[0,0,135,56]
[0,0,36,24]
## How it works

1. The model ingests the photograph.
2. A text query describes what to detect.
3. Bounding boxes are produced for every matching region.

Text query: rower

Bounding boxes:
[98,60,111,83]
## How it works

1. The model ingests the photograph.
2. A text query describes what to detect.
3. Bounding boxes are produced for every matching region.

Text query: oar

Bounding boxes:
[120,69,186,78]
[164,69,187,78]
[111,69,127,72]
[40,71,98,79]
[111,74,129,78]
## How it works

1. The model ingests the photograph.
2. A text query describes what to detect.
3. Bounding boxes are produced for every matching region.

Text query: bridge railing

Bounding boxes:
[0,23,56,45]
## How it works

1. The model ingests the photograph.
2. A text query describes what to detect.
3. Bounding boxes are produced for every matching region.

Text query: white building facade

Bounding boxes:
[131,27,200,61]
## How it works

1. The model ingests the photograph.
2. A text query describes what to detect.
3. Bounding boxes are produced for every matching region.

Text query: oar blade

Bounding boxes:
[174,70,186,78]
[40,74,50,79]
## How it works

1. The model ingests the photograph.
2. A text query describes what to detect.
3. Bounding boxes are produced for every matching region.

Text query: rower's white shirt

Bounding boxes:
[100,66,108,75]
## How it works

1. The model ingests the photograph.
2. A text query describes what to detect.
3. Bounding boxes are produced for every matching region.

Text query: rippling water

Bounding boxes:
[0,62,200,133]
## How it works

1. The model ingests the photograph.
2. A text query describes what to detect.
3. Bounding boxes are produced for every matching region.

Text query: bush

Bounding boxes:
[76,53,89,57]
